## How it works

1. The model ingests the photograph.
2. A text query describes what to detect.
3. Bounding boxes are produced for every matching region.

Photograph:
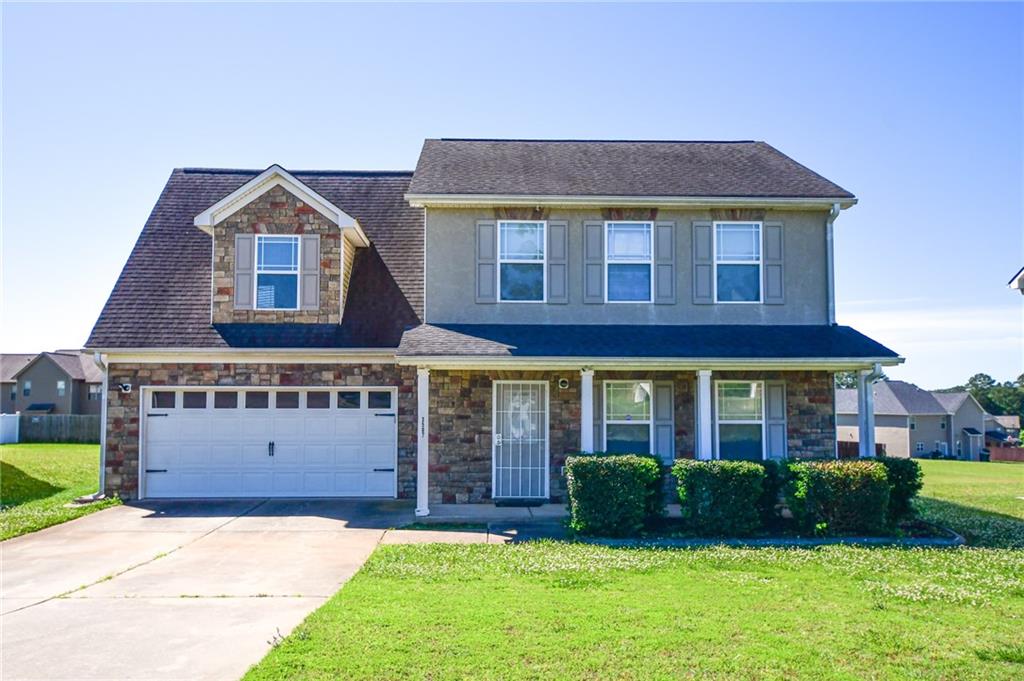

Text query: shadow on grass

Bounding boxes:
[915,496,1024,549]
[0,460,64,507]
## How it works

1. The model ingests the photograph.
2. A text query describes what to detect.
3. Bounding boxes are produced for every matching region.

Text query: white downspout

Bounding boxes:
[826,202,840,325]
[92,352,107,496]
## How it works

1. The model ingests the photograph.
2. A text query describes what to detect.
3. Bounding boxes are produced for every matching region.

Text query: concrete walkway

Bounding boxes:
[1,499,413,681]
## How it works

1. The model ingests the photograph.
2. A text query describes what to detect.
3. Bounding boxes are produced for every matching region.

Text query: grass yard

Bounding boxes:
[0,443,120,540]
[915,459,1024,548]
[247,459,1024,680]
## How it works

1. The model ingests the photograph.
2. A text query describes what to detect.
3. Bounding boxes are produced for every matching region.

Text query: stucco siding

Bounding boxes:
[424,207,829,325]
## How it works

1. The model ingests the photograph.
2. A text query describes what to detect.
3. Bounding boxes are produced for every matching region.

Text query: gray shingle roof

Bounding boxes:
[9,352,104,383]
[933,392,970,412]
[86,169,423,349]
[0,354,35,383]
[396,324,897,359]
[836,380,954,416]
[408,139,854,199]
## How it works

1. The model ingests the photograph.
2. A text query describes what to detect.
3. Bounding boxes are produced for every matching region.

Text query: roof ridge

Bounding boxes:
[435,138,760,144]
[180,168,414,177]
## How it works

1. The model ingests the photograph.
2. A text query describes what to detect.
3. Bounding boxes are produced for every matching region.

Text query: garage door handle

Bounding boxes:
[146,469,168,473]
[147,414,169,418]
[373,468,394,472]
[375,413,395,417]
[268,441,275,457]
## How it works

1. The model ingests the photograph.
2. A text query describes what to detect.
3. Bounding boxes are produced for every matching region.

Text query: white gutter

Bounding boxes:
[396,355,904,370]
[405,193,857,210]
[826,202,841,325]
[92,352,107,496]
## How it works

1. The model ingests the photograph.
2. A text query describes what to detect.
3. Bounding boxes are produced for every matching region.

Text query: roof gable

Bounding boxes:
[194,165,369,246]
[0,354,35,383]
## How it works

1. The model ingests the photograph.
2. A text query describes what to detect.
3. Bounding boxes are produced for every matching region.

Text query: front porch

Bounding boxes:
[412,366,878,516]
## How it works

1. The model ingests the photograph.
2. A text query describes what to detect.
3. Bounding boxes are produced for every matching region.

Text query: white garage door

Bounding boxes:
[142,387,398,498]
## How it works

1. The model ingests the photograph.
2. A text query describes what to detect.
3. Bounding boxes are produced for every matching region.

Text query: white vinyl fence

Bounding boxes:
[0,414,19,444]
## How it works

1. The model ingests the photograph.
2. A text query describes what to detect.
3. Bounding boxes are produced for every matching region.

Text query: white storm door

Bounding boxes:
[493,381,549,499]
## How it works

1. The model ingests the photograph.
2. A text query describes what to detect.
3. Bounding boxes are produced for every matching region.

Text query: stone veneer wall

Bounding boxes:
[103,362,416,500]
[212,184,344,324]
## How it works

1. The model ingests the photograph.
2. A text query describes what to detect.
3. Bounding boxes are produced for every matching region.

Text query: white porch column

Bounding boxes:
[696,369,713,460]
[415,368,430,516]
[857,368,877,458]
[580,368,594,453]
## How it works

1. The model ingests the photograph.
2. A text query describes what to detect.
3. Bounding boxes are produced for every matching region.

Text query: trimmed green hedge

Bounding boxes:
[672,460,766,536]
[786,460,890,535]
[876,456,923,523]
[564,454,663,537]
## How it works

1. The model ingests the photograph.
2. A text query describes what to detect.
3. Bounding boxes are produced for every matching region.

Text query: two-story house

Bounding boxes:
[86,139,900,514]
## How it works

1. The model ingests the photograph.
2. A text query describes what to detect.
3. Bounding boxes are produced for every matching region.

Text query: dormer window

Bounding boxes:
[255,235,300,310]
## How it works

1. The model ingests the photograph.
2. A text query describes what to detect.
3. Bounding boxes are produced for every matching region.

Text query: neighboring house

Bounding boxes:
[4,351,104,415]
[86,139,900,512]
[1,354,36,413]
[836,380,986,460]
[1009,266,1024,295]
[985,413,1021,447]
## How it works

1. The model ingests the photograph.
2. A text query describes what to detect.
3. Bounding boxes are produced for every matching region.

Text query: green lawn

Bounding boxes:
[0,443,120,541]
[915,460,1024,548]
[247,460,1024,680]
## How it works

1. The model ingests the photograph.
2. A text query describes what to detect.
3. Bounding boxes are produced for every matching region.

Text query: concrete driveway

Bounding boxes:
[1,499,410,681]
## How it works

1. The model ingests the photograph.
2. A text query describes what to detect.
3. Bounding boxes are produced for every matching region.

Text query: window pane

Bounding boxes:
[606,424,651,454]
[256,273,298,309]
[257,236,299,271]
[368,391,392,409]
[306,391,330,409]
[717,382,762,421]
[337,391,360,409]
[716,264,760,302]
[214,392,238,409]
[719,423,763,461]
[605,382,651,421]
[245,391,269,409]
[182,392,207,409]
[607,223,651,260]
[499,222,544,260]
[275,391,299,409]
[716,223,760,261]
[152,391,175,408]
[500,263,544,301]
[607,264,651,302]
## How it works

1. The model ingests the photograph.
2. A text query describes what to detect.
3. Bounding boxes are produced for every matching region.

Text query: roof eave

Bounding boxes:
[404,193,857,210]
[394,355,901,370]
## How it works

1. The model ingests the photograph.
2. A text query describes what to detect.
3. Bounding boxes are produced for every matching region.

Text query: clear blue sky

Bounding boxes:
[2,2,1021,388]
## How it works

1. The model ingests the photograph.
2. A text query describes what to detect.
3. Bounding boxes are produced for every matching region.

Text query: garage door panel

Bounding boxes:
[145,387,396,499]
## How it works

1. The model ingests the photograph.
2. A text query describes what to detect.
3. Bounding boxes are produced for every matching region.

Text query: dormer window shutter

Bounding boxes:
[691,221,713,304]
[234,234,255,310]
[475,220,497,304]
[300,234,320,310]
[763,221,785,305]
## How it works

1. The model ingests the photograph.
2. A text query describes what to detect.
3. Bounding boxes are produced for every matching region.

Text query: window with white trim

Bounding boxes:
[88,384,102,401]
[606,221,652,302]
[714,222,761,302]
[915,442,925,453]
[909,417,916,430]
[716,381,765,460]
[22,380,31,397]
[498,221,545,302]
[604,381,652,453]
[56,380,66,397]
[255,235,300,310]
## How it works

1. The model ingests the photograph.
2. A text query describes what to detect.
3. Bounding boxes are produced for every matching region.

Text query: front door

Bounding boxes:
[493,381,549,499]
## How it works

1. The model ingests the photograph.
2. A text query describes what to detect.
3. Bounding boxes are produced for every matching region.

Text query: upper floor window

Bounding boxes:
[714,222,761,303]
[498,221,545,302]
[606,221,652,302]
[23,380,31,397]
[57,380,66,397]
[256,235,299,310]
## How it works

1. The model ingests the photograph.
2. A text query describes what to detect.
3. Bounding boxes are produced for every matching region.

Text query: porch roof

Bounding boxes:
[396,324,899,365]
